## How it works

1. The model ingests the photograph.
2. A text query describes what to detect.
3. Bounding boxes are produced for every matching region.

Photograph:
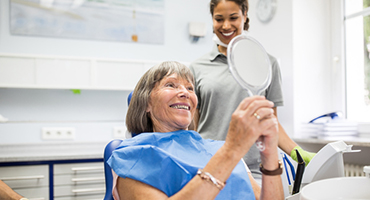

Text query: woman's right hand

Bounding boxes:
[224,96,279,158]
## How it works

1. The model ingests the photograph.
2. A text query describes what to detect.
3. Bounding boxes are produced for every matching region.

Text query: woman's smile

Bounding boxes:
[170,103,191,111]
[222,31,235,37]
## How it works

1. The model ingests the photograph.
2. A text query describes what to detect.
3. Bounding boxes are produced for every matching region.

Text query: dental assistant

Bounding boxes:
[189,0,315,179]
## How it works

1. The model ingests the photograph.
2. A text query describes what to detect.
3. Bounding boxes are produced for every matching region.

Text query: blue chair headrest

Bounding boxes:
[127,91,133,106]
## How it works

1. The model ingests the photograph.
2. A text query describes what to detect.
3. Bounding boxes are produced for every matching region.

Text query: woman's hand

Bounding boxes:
[224,96,279,158]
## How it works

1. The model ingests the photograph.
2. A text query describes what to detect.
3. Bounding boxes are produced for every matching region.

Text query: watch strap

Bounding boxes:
[260,160,283,176]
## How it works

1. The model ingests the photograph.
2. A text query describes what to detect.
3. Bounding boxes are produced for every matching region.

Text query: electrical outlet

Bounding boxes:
[113,126,127,139]
[42,127,75,140]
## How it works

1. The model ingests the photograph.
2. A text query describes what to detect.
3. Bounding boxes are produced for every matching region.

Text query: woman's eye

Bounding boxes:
[165,83,175,88]
[187,86,194,91]
[215,18,223,22]
[231,17,238,21]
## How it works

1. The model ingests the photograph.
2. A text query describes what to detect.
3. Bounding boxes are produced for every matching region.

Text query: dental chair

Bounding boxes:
[103,91,134,200]
[103,139,123,200]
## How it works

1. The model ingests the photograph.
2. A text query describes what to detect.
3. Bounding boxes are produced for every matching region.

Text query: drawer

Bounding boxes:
[14,187,49,200]
[54,162,104,175]
[54,173,105,186]
[0,165,49,188]
[54,193,103,200]
[54,183,105,197]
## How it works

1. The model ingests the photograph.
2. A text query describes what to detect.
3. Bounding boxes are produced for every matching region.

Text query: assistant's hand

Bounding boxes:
[290,146,316,166]
[225,96,278,157]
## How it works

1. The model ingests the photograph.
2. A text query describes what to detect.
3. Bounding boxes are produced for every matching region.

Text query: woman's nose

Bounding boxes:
[178,86,190,98]
[222,20,231,29]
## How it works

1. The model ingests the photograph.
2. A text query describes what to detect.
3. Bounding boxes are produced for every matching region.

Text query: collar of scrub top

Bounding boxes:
[209,44,225,62]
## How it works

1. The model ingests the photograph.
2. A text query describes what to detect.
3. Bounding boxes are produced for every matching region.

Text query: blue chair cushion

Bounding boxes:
[103,139,123,200]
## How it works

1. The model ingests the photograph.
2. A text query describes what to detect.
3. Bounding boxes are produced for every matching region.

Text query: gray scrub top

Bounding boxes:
[189,44,284,178]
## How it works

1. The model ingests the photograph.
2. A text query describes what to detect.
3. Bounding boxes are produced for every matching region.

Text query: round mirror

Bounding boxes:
[227,34,272,96]
[227,34,272,151]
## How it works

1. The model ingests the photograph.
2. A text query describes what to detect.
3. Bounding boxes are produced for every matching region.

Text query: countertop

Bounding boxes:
[0,141,109,163]
[2,135,369,163]
[293,134,370,147]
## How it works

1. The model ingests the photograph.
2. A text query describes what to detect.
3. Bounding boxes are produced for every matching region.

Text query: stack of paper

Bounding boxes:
[301,123,325,137]
[301,119,358,137]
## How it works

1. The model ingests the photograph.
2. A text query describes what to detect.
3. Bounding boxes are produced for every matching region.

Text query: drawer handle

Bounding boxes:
[71,177,105,182]
[72,187,105,193]
[0,175,45,181]
[71,166,103,171]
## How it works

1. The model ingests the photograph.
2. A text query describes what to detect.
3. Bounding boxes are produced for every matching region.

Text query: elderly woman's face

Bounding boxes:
[146,73,197,132]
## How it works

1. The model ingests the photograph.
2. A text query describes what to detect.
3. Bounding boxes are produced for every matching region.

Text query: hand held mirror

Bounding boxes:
[227,34,272,151]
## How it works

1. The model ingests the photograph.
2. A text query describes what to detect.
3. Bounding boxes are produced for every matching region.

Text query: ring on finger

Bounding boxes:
[254,112,261,120]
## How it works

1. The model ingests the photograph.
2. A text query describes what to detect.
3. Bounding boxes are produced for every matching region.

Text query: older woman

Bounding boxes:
[108,61,283,200]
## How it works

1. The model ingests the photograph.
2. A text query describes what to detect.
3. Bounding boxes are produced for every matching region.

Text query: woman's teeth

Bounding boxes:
[222,32,234,36]
[171,105,190,110]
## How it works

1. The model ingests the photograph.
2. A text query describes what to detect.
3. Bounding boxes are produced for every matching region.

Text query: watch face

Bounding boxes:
[256,0,277,23]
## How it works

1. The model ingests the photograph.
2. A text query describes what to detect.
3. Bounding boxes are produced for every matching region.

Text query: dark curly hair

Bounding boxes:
[210,0,250,31]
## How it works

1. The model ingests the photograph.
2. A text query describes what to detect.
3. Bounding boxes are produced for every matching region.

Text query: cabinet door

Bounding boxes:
[0,165,49,200]
[13,187,49,200]
[54,162,105,199]
[54,183,105,197]
[54,194,103,200]
[0,54,154,90]
[54,162,104,175]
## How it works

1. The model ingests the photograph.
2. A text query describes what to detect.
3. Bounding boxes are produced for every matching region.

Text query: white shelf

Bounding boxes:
[293,135,370,147]
[0,53,161,91]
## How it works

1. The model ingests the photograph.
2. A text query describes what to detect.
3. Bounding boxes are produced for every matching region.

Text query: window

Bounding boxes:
[344,0,370,122]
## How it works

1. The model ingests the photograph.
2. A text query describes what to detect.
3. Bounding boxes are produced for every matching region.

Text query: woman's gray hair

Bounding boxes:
[126,61,195,134]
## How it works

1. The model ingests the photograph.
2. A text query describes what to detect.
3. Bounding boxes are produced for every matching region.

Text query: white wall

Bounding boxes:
[0,0,215,144]
[249,0,342,136]
[0,88,130,143]
[0,0,214,62]
[0,0,342,144]
[292,0,343,135]
[248,0,295,135]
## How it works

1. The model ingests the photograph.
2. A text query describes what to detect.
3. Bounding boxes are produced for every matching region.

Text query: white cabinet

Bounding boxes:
[0,160,106,200]
[0,54,158,91]
[0,165,49,200]
[53,162,105,200]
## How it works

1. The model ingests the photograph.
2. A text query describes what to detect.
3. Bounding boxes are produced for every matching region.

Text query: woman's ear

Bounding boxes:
[146,98,152,113]
[146,104,151,113]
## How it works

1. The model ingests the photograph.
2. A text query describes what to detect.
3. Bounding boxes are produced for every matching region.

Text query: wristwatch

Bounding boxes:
[260,160,283,175]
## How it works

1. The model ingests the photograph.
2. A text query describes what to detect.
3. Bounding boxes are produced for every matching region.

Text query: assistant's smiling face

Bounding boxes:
[212,0,247,45]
